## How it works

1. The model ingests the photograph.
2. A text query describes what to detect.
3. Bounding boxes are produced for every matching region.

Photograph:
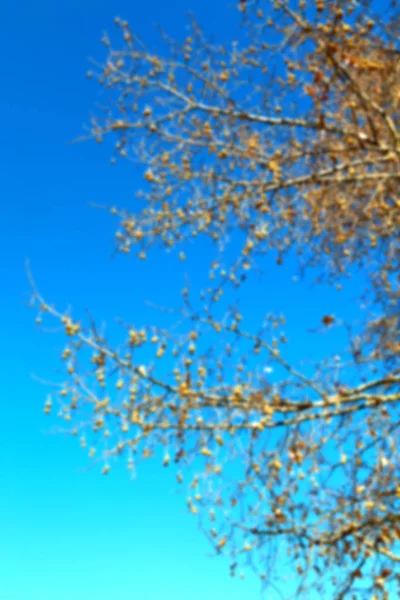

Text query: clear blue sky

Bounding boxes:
[1,1,366,599]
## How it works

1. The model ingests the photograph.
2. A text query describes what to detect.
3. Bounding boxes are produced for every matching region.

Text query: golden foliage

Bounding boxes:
[29,1,400,597]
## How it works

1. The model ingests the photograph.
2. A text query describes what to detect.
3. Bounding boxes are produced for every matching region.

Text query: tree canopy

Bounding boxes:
[29,1,400,597]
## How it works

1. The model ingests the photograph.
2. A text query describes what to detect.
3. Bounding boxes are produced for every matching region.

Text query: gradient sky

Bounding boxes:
[1,1,368,599]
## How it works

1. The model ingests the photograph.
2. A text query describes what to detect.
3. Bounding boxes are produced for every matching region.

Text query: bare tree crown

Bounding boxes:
[29,1,399,597]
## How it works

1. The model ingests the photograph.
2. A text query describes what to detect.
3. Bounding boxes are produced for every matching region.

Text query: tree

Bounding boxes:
[28,0,400,597]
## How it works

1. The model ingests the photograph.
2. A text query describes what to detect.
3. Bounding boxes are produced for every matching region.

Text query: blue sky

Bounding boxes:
[1,1,368,599]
